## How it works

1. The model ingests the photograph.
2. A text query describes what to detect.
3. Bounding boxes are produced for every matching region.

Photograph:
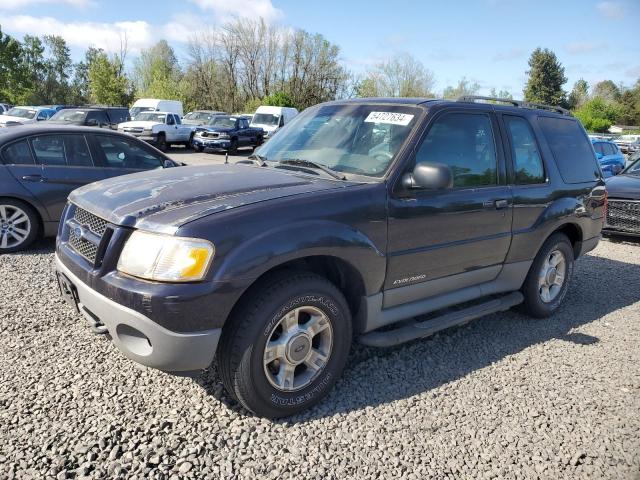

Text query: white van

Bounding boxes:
[250,106,298,139]
[130,99,183,119]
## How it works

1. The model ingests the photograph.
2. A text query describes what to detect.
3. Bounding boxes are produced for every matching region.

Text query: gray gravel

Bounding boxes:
[1,239,639,479]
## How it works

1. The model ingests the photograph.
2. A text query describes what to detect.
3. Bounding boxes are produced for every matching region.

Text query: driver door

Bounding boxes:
[385,109,513,307]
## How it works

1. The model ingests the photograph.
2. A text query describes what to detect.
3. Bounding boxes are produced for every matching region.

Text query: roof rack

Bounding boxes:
[456,96,571,116]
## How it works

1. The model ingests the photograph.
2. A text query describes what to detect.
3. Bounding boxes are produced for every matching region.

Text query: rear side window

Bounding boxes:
[414,112,498,188]
[593,143,605,156]
[31,135,92,166]
[538,117,599,183]
[503,115,545,184]
[2,140,35,165]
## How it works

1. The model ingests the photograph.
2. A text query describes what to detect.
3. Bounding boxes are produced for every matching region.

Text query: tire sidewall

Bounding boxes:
[242,284,351,416]
[524,235,574,317]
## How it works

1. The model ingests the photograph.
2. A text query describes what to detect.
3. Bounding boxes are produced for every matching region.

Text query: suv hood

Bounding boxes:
[606,173,640,200]
[69,164,350,234]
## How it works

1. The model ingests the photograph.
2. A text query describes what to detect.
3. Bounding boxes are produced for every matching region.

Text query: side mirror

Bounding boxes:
[402,161,453,190]
[163,159,176,168]
[86,118,99,126]
[595,152,603,160]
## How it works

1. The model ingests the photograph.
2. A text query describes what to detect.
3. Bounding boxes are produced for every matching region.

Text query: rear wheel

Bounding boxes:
[520,233,574,318]
[217,271,352,418]
[0,200,39,253]
[195,144,204,153]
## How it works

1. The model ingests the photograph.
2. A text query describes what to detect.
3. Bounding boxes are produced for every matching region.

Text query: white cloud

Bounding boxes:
[597,1,625,19]
[2,15,155,53]
[566,42,608,54]
[190,0,283,22]
[162,13,206,43]
[0,0,90,9]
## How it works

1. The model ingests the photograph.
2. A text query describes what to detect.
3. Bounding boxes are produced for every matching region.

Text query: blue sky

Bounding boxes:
[1,0,638,96]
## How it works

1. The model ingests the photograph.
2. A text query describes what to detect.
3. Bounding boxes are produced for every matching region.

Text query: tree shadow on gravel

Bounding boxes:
[196,253,640,422]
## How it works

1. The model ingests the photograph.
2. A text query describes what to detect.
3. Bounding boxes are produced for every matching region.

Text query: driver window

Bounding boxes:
[94,135,163,170]
[413,113,498,188]
[166,115,174,125]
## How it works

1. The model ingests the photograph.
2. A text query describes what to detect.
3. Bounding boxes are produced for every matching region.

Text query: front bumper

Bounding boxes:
[56,254,221,372]
[192,137,230,149]
[120,130,157,142]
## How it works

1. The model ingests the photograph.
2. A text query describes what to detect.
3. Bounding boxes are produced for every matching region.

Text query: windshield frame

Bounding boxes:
[254,102,426,182]
[621,156,640,175]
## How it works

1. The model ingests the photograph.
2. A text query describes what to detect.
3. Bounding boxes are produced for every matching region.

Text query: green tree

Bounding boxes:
[568,79,589,110]
[574,97,620,132]
[523,48,567,106]
[88,51,132,106]
[19,35,46,104]
[70,47,103,104]
[0,28,30,104]
[133,40,181,100]
[443,77,481,99]
[261,91,295,107]
[592,80,620,102]
[42,35,73,104]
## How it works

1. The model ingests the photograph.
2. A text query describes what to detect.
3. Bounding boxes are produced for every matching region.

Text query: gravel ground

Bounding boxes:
[1,238,639,480]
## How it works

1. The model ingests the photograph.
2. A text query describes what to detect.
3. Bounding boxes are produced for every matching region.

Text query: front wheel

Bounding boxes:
[156,133,167,152]
[228,138,238,155]
[520,233,574,318]
[217,272,352,418]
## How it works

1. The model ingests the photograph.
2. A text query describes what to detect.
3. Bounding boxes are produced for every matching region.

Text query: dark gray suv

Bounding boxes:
[0,125,178,252]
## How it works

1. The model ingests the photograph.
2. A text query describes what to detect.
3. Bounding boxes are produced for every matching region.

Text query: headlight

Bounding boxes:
[117,231,215,282]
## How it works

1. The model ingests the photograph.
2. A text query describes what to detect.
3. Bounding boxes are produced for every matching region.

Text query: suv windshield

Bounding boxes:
[134,112,166,122]
[6,108,37,119]
[258,104,420,177]
[252,113,279,126]
[622,157,640,176]
[50,110,88,122]
[207,117,236,128]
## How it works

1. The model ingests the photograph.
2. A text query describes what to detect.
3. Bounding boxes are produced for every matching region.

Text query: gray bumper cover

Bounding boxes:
[55,255,220,372]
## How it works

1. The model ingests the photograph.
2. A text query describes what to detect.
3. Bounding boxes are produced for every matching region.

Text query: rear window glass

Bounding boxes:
[2,140,34,165]
[538,117,599,183]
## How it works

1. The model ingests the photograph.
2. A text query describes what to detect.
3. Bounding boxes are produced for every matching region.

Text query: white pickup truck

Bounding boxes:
[117,111,195,151]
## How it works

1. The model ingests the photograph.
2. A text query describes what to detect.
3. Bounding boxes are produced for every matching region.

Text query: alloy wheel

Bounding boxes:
[538,249,566,303]
[0,204,31,249]
[263,306,333,392]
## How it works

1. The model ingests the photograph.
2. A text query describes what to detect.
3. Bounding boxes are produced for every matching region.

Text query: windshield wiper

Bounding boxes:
[277,158,346,180]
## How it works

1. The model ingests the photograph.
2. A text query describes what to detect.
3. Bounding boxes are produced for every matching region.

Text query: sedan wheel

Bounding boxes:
[0,204,33,251]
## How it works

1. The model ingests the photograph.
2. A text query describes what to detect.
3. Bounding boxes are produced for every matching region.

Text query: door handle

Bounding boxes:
[21,174,44,182]
[483,199,509,209]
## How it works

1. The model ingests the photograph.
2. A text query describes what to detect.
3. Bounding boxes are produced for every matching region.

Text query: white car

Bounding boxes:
[0,106,55,127]
[129,99,183,119]
[118,111,195,151]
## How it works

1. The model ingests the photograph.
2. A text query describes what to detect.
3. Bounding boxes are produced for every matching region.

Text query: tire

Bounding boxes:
[0,199,39,253]
[520,233,574,318]
[217,271,352,418]
[156,133,167,152]
[256,135,264,147]
[195,145,204,153]
[228,138,238,155]
[185,133,194,150]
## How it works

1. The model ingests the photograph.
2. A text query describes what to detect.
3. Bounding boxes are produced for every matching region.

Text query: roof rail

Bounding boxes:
[456,95,571,116]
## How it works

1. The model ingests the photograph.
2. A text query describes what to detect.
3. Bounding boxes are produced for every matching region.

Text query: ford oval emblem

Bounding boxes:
[73,225,85,239]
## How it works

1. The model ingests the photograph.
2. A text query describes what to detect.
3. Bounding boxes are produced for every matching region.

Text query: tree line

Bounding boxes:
[1,21,639,132]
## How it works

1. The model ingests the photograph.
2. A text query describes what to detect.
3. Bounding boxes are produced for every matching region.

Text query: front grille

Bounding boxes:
[606,200,640,233]
[69,229,99,263]
[74,207,107,236]
[201,132,219,138]
[67,206,109,265]
[124,127,143,134]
